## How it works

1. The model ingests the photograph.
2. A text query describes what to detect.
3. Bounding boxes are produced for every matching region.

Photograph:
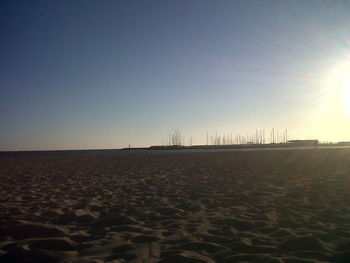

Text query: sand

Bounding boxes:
[0,149,350,263]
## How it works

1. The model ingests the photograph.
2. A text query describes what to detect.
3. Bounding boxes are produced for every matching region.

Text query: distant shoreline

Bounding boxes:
[1,143,350,158]
[122,142,350,151]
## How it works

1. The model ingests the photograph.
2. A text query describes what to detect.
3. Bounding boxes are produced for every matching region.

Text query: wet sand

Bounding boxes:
[1,149,350,263]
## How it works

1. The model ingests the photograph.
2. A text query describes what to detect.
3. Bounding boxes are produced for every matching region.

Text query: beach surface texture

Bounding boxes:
[1,149,350,263]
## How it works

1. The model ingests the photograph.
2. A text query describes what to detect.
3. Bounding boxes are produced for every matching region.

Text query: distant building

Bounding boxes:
[337,141,350,146]
[287,140,319,146]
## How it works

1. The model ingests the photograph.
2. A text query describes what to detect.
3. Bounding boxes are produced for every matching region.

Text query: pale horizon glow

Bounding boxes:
[342,74,350,115]
[1,1,350,151]
[305,57,350,144]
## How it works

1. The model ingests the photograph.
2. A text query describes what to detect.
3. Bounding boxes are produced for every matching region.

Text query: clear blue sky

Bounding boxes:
[1,0,350,150]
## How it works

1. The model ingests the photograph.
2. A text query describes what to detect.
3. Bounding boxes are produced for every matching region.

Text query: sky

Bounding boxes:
[1,0,350,150]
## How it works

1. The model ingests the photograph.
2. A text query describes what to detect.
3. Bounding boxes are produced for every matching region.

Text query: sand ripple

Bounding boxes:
[1,149,350,262]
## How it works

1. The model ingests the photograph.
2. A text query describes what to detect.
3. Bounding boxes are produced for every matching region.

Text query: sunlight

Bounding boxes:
[311,58,350,141]
[342,74,350,115]
[325,59,350,116]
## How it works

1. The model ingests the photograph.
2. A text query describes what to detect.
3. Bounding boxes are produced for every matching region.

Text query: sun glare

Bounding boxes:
[325,60,350,116]
[342,74,350,115]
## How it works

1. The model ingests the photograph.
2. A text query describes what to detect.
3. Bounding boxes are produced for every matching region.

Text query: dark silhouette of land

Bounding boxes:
[122,139,350,151]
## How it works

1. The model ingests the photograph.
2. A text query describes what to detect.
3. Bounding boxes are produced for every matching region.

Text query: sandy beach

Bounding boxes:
[1,149,350,263]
